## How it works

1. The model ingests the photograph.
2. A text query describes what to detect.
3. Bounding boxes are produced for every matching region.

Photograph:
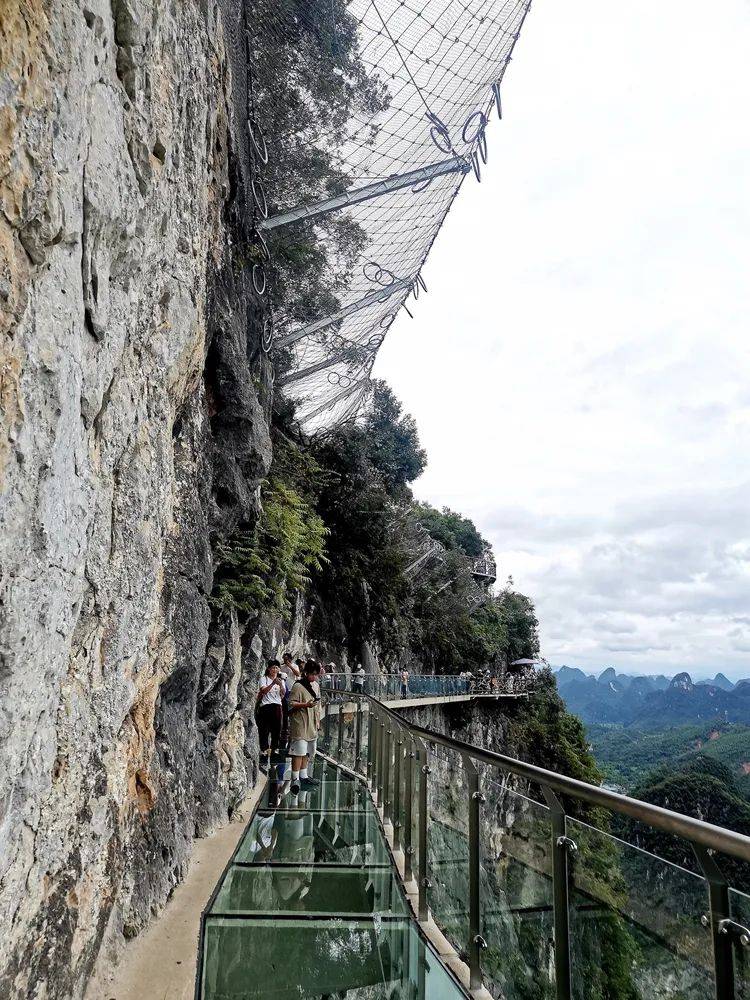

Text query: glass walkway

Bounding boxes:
[198,689,750,1000]
[196,755,467,999]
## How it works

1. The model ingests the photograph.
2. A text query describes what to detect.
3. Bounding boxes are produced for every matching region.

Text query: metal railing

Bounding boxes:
[318,691,750,1000]
[320,671,529,699]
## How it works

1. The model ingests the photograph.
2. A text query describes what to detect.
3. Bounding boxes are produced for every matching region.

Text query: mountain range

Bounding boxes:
[553,666,750,728]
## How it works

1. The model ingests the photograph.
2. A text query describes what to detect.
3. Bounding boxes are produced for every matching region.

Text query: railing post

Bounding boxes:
[393,725,403,851]
[378,719,387,807]
[416,737,430,921]
[542,786,574,1000]
[355,699,363,773]
[404,737,415,883]
[383,725,393,823]
[370,708,379,792]
[324,696,332,745]
[337,696,344,757]
[465,754,485,990]
[694,845,735,1000]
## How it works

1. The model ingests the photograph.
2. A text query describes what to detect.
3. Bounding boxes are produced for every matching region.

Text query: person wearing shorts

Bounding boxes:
[257,660,286,773]
[288,660,322,794]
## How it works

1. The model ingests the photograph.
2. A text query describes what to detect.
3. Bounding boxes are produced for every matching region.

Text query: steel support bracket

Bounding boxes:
[694,843,735,1000]
[541,785,573,1000]
[260,157,470,231]
[718,919,750,947]
[556,836,578,854]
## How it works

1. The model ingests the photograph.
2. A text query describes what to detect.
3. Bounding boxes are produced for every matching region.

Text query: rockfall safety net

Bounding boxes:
[234,0,532,432]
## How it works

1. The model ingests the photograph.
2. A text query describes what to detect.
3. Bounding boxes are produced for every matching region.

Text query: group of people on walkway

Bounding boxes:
[256,653,323,794]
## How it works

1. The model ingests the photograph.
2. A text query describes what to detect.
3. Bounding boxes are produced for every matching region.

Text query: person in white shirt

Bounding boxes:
[352,664,366,694]
[400,668,409,698]
[257,660,286,773]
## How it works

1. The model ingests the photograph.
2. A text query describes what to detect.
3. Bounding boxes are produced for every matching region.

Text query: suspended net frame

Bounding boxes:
[221,0,533,432]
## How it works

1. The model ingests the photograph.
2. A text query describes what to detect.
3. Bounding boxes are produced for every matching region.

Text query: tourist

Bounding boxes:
[279,652,300,748]
[400,668,409,698]
[281,651,301,685]
[308,662,323,773]
[256,660,286,773]
[288,660,323,793]
[352,663,366,694]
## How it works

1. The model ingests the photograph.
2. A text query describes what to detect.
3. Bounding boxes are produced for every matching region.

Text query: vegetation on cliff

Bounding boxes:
[587,720,750,800]
[211,380,540,670]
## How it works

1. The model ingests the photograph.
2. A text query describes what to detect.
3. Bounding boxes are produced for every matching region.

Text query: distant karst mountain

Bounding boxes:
[553,666,750,728]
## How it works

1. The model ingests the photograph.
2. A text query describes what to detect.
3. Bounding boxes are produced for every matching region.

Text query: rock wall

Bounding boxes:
[0,1,272,996]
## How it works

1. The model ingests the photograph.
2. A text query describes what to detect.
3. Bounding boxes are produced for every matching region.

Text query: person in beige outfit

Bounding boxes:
[288,660,322,793]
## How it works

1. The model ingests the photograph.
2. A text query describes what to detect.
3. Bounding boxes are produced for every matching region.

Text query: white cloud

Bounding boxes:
[374,0,750,679]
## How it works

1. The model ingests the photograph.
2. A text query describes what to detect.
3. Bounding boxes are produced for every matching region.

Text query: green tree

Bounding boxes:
[496,582,540,662]
[416,503,487,558]
[211,434,329,621]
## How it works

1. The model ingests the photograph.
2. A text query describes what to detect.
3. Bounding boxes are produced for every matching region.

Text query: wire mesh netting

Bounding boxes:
[227,0,532,431]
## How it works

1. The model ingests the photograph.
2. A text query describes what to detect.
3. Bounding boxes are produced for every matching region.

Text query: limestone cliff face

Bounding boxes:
[0,1,271,996]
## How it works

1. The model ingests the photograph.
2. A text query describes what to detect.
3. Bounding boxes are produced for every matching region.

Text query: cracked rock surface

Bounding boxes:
[0,1,271,996]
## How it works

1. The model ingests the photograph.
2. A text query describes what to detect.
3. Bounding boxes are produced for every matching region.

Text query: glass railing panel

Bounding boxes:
[731,887,750,999]
[336,698,358,770]
[210,864,407,917]
[426,746,471,961]
[200,916,465,999]
[410,739,422,881]
[319,699,337,754]
[357,702,370,778]
[236,807,391,866]
[389,725,407,849]
[321,671,475,700]
[567,816,713,1000]
[308,755,356,781]
[480,777,555,999]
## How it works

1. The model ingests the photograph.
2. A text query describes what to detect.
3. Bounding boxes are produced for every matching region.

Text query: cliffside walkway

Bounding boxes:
[196,690,750,999]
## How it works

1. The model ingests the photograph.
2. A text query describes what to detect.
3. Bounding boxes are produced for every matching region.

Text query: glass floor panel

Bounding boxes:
[200,917,465,1000]
[210,864,408,917]
[264,776,372,812]
[265,756,359,782]
[235,808,391,866]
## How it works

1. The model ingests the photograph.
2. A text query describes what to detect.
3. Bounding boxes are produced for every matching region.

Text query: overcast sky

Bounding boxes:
[374,0,750,679]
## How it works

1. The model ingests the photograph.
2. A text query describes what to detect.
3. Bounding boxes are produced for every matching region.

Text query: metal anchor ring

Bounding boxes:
[426,111,452,154]
[253,229,271,262]
[251,177,268,219]
[462,109,487,145]
[261,317,274,352]
[248,116,268,164]
[252,263,266,296]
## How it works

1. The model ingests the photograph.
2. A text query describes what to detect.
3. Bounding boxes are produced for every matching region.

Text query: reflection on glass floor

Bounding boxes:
[212,864,408,917]
[236,808,391,866]
[264,772,373,812]
[198,761,467,1000]
[200,917,463,999]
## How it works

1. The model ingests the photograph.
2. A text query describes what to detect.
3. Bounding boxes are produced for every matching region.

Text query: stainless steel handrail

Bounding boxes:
[350,690,750,863]
[322,688,750,1000]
